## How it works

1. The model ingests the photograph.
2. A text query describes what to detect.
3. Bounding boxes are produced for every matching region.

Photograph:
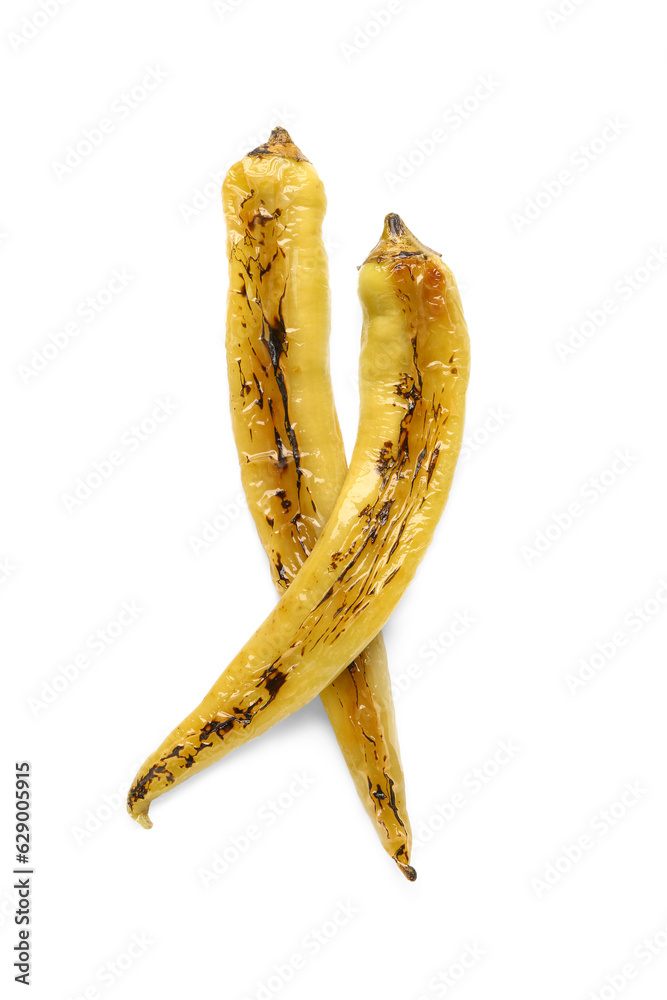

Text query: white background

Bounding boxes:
[2,1,667,998]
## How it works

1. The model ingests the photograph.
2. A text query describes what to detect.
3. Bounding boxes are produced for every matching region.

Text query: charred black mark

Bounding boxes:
[376,441,394,477]
[127,762,174,807]
[266,398,289,470]
[412,445,427,486]
[259,290,306,499]
[376,370,423,485]
[259,248,280,278]
[315,584,335,608]
[234,704,257,721]
[162,709,256,774]
[236,359,251,397]
[394,844,417,880]
[382,566,400,588]
[201,717,235,740]
[395,366,423,469]
[248,206,281,230]
[386,213,405,238]
[387,520,406,559]
[262,302,287,368]
[289,513,312,559]
[335,531,374,584]
[275,552,289,585]
[232,248,256,284]
[261,666,288,704]
[134,703,261,788]
[266,515,274,528]
[239,189,255,209]
[252,372,264,408]
[347,661,362,704]
[357,498,395,543]
[395,373,420,405]
[331,539,357,570]
[249,339,269,377]
[276,488,291,511]
[410,334,423,393]
[385,775,406,830]
[373,499,393,533]
[333,599,347,618]
[372,785,387,802]
[426,444,440,484]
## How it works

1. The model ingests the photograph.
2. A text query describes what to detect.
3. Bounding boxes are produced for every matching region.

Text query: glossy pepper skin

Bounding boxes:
[222,129,415,878]
[127,213,470,863]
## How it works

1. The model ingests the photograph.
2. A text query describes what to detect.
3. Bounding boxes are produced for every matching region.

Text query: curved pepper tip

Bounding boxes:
[132,809,153,830]
[397,859,418,881]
